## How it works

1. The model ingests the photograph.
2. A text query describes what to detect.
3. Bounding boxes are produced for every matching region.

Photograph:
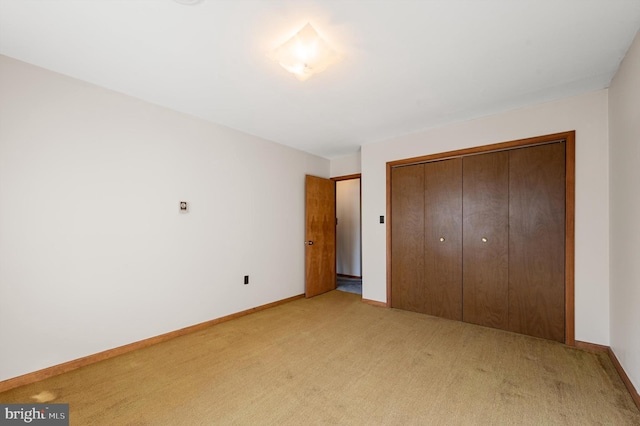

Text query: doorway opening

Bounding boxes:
[333,174,362,295]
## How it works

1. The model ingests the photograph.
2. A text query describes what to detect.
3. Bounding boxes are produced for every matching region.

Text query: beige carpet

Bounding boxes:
[1,290,639,425]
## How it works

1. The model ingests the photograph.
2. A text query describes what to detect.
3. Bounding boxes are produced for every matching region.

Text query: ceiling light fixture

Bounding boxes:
[269,23,339,82]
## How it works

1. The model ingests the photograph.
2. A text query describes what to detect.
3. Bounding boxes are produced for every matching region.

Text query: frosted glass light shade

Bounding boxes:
[270,23,339,81]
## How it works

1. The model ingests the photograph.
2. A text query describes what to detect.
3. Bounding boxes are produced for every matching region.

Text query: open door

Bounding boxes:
[305,175,336,297]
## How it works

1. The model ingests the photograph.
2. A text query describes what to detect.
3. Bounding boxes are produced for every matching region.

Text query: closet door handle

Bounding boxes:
[481,237,488,243]
[439,237,446,242]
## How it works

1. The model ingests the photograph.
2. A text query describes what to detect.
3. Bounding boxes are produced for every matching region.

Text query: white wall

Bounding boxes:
[0,55,329,382]
[361,90,610,345]
[330,151,361,177]
[609,30,640,392]
[336,179,361,277]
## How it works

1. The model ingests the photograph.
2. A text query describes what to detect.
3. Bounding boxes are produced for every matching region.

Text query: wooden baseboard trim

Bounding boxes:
[575,340,609,353]
[607,347,640,411]
[0,294,304,394]
[575,340,640,411]
[362,298,387,308]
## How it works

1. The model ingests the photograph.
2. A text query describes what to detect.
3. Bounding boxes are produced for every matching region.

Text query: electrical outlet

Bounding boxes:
[244,275,249,285]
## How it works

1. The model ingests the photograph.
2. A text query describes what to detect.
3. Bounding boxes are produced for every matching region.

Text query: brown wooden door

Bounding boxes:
[389,136,570,342]
[463,152,509,329]
[305,175,336,298]
[424,159,463,320]
[508,143,566,342]
[391,164,426,312]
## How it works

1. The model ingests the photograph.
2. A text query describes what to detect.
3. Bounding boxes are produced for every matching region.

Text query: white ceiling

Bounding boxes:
[1,0,639,159]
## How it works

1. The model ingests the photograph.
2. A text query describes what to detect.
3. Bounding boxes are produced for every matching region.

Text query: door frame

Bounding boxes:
[386,131,576,345]
[332,173,362,281]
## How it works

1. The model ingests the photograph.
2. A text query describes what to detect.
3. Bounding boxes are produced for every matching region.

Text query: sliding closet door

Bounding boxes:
[424,159,463,320]
[391,164,425,313]
[508,143,565,342]
[463,152,509,329]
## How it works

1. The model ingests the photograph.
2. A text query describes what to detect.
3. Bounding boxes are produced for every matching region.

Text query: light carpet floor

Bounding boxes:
[1,290,638,425]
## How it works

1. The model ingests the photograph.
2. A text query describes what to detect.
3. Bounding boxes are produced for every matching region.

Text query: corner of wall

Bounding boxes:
[330,151,361,177]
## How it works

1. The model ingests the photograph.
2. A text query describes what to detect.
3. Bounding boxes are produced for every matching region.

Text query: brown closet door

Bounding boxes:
[509,143,565,342]
[424,159,463,320]
[391,164,425,313]
[463,152,509,329]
